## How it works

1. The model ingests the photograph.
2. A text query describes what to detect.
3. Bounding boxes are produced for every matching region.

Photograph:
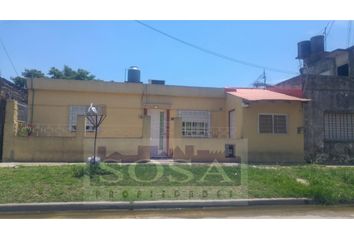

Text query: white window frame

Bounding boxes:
[178,110,211,138]
[258,113,288,134]
[69,105,101,132]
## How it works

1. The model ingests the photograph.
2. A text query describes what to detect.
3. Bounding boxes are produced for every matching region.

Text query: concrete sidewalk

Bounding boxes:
[0,162,82,167]
[0,161,240,167]
[0,198,314,213]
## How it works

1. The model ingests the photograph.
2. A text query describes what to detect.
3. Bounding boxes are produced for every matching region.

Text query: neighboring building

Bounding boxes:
[0,77,27,160]
[276,35,354,163]
[2,70,308,163]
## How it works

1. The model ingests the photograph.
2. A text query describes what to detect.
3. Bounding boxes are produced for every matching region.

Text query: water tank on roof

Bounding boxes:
[310,35,324,55]
[297,40,311,59]
[127,66,141,83]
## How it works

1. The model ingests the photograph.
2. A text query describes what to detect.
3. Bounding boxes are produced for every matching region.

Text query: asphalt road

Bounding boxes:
[1,205,354,218]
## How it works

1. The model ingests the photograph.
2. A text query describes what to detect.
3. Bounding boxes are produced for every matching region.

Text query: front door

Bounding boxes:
[148,109,167,158]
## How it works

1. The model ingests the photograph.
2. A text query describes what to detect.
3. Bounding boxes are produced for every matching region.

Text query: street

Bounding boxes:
[1,205,354,218]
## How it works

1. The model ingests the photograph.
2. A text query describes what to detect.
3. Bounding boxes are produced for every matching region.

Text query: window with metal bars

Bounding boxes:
[178,110,210,137]
[324,112,354,141]
[259,114,288,134]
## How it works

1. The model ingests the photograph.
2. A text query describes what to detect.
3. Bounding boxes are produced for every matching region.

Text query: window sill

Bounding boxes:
[181,136,210,139]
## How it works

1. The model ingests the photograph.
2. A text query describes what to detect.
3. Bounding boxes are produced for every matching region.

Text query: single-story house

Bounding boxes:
[2,76,309,163]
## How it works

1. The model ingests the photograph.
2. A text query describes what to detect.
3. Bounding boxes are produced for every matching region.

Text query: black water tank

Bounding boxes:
[127,66,141,83]
[297,40,311,59]
[310,35,324,55]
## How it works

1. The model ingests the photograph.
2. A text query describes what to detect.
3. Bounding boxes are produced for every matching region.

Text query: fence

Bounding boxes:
[2,100,248,162]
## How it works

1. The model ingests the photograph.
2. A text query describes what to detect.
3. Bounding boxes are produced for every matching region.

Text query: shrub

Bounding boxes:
[71,165,85,178]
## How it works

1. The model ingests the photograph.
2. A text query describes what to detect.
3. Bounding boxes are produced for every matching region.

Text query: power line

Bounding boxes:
[327,21,335,37]
[0,37,19,77]
[323,20,335,50]
[135,20,297,75]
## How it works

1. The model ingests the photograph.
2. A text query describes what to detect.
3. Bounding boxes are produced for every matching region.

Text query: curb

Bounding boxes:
[0,198,314,213]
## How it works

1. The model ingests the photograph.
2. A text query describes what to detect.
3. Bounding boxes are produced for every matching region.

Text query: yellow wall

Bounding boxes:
[28,79,226,140]
[1,78,306,163]
[226,94,305,163]
[226,94,245,139]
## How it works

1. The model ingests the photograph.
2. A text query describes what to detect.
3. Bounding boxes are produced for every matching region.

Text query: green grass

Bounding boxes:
[0,164,354,204]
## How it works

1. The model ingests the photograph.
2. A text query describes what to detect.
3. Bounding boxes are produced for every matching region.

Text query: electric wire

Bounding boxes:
[135,20,297,75]
[0,37,19,77]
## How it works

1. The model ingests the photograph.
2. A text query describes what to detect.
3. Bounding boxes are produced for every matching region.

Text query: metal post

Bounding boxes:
[93,114,98,163]
[86,104,106,164]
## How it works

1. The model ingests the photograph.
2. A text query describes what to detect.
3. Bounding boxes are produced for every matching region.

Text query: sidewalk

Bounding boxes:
[0,162,82,168]
[0,198,314,213]
[0,161,240,167]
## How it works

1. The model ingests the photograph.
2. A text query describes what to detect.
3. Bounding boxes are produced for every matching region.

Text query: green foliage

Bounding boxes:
[11,66,97,89]
[71,165,86,178]
[17,123,33,136]
[48,67,64,79]
[22,69,46,78]
[48,65,96,80]
[75,68,95,80]
[2,164,354,204]
[11,76,27,88]
[71,164,110,178]
[10,68,45,89]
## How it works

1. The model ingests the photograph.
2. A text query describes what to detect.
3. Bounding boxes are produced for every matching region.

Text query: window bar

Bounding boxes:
[334,113,340,139]
[346,113,348,141]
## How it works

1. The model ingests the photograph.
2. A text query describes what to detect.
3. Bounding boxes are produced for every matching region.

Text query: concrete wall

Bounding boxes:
[303,75,354,163]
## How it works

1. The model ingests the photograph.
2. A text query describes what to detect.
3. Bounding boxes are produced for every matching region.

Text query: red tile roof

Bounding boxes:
[226,88,310,102]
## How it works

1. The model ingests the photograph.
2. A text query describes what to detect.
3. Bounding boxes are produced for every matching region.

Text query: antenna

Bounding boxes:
[263,69,267,87]
[323,25,328,51]
[323,21,335,51]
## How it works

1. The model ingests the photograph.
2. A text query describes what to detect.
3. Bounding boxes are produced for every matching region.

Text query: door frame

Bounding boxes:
[147,108,169,158]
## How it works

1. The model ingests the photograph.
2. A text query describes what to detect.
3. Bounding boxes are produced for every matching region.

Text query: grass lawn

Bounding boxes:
[0,163,354,204]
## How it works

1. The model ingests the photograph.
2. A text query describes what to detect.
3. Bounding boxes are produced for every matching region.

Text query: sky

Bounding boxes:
[0,20,353,88]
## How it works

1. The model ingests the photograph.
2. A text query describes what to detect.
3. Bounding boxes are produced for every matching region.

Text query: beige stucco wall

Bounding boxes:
[28,79,226,139]
[1,78,306,163]
[226,94,245,139]
[2,101,84,162]
[226,93,305,163]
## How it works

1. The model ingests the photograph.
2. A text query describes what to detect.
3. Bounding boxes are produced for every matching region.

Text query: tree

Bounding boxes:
[75,68,95,80]
[11,76,27,88]
[11,65,97,89]
[22,69,46,78]
[48,65,96,80]
[63,65,77,79]
[11,69,46,88]
[48,67,64,79]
